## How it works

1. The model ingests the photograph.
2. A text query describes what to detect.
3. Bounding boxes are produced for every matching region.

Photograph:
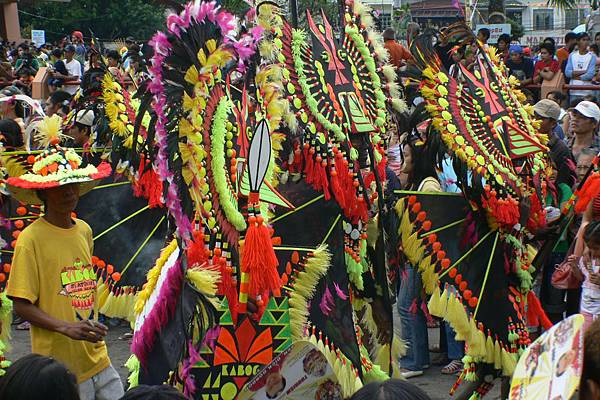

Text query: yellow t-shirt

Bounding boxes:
[6,217,110,383]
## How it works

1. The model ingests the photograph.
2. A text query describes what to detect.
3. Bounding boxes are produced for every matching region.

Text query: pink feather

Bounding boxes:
[333,283,348,300]
[319,286,335,316]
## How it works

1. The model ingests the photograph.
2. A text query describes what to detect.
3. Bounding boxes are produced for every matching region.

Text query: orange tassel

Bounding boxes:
[242,215,281,298]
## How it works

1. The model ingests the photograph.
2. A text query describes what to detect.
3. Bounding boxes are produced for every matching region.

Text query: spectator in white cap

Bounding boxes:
[67,109,94,147]
[569,100,600,161]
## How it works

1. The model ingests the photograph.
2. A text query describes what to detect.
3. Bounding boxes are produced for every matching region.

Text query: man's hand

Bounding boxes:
[57,320,108,343]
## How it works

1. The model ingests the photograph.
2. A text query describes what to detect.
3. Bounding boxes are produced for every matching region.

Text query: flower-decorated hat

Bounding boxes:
[5,145,111,205]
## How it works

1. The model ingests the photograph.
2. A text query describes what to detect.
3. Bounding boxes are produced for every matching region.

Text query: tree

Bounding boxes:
[19,0,167,42]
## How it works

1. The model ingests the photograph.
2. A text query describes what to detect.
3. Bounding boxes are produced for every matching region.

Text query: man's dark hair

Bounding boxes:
[578,32,590,41]
[51,48,63,58]
[350,380,431,400]
[547,90,566,103]
[565,32,578,42]
[0,118,23,147]
[540,42,556,56]
[0,354,80,400]
[544,37,556,46]
[107,50,120,61]
[119,385,186,400]
[478,28,490,41]
[497,33,511,45]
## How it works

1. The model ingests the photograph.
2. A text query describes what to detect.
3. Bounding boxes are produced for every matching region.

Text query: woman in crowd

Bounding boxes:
[397,129,441,378]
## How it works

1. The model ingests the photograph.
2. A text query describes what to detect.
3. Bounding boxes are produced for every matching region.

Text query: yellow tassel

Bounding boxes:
[494,339,502,370]
[428,286,441,316]
[438,286,449,315]
[288,245,331,339]
[394,198,405,217]
[501,349,517,376]
[485,335,495,364]
[186,267,220,296]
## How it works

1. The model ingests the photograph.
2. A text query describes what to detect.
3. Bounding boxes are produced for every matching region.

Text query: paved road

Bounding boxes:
[7,324,503,399]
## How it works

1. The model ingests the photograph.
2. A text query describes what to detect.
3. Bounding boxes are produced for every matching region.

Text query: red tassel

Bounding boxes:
[187,230,208,268]
[242,216,281,298]
[134,156,164,208]
[575,172,600,213]
[527,291,553,330]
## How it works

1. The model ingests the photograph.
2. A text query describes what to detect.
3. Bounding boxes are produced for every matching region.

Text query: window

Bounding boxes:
[533,9,553,30]
[379,13,391,29]
[565,8,589,30]
[506,10,522,25]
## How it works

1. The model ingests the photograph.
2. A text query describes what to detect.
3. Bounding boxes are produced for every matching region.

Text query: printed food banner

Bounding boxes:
[509,314,584,400]
[238,340,342,400]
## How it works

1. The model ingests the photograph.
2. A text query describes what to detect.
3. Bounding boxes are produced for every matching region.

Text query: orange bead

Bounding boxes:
[441,258,451,269]
[417,211,426,222]
[27,155,36,164]
[0,273,6,282]
[468,297,478,308]
[459,281,468,291]
[408,196,417,204]
[3,263,10,273]
[106,264,114,274]
[449,268,457,278]
[97,260,106,269]
[10,240,16,248]
[14,220,24,229]
[463,290,472,300]
[16,206,27,216]
[112,272,121,282]
[422,220,432,231]
[428,234,437,244]
[411,203,421,213]
[432,242,442,251]
[12,230,20,239]
[454,274,462,284]
[436,250,446,260]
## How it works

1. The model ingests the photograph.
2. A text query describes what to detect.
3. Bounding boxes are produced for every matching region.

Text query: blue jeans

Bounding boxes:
[444,322,464,361]
[398,265,430,370]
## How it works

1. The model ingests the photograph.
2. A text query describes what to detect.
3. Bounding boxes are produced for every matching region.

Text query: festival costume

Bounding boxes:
[115,0,406,397]
[398,25,552,397]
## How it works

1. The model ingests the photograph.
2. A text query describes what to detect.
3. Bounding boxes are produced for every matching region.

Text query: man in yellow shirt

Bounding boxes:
[4,143,122,400]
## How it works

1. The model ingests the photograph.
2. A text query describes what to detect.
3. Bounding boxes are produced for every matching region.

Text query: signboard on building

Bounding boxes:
[31,30,45,47]
[475,24,511,44]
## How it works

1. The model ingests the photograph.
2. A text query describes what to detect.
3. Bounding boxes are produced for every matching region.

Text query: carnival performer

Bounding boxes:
[3,137,122,399]
[398,24,553,398]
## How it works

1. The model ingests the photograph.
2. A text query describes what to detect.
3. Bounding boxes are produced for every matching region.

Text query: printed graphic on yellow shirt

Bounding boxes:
[59,258,97,319]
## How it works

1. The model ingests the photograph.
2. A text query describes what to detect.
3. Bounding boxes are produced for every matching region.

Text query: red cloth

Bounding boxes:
[384,39,412,69]
[533,59,560,80]
[557,47,570,66]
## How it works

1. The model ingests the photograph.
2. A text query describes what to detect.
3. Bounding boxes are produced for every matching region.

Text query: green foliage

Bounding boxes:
[19,0,166,42]
[295,0,340,30]
[506,18,524,39]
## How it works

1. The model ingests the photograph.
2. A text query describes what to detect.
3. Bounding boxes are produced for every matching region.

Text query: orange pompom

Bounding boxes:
[411,203,421,213]
[97,260,106,268]
[463,290,472,300]
[12,230,20,239]
[428,234,437,244]
[454,274,462,284]
[27,155,36,164]
[449,268,457,278]
[459,281,468,291]
[3,263,10,273]
[111,272,121,282]
[468,297,478,308]
[0,273,6,282]
[432,242,442,251]
[16,206,27,216]
[106,264,114,274]
[441,258,451,269]
[422,220,432,231]
[91,256,99,265]
[10,240,16,248]
[408,196,417,205]
[417,211,427,222]
[14,220,24,229]
[213,248,222,257]
[436,250,446,260]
